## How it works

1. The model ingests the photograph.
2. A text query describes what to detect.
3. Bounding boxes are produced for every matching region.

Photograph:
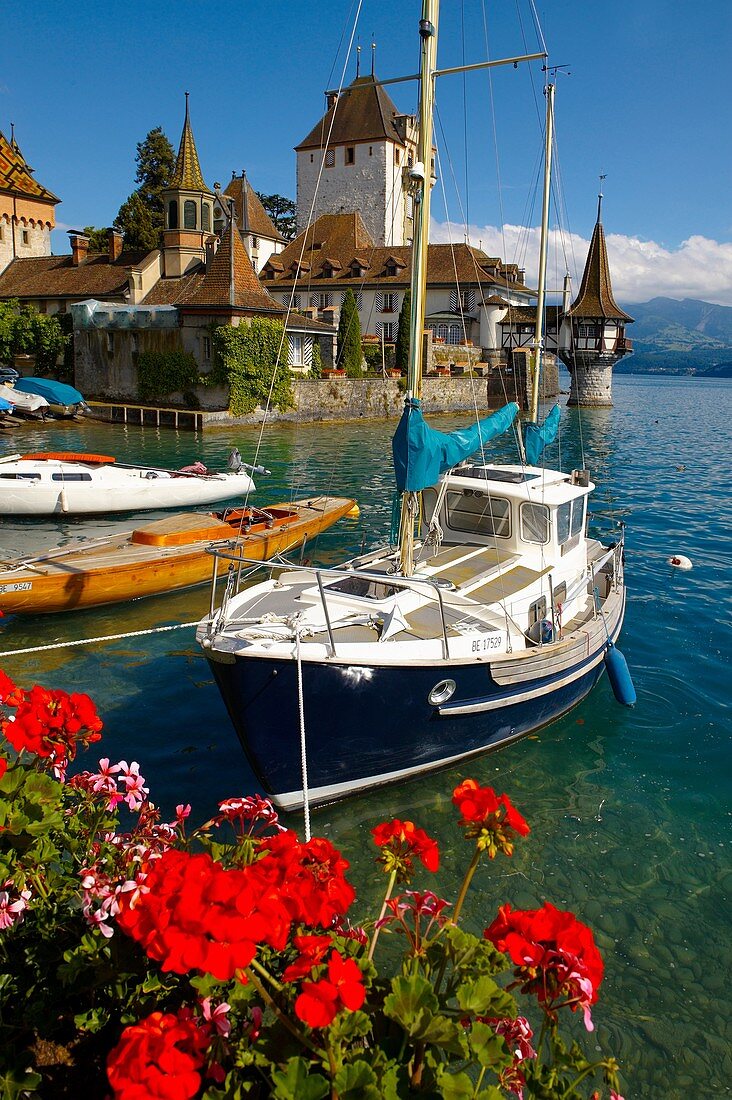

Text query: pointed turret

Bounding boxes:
[0,127,59,272]
[162,94,215,278]
[557,191,633,407]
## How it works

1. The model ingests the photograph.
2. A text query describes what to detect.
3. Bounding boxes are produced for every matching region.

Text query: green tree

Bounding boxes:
[83,226,111,252]
[337,289,362,377]
[114,192,159,252]
[113,127,174,249]
[395,288,411,375]
[256,192,296,239]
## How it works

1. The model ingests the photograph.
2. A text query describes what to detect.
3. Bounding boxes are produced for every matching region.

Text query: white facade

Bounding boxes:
[297,132,417,248]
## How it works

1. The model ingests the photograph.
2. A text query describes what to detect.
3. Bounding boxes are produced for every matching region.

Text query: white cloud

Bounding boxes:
[431,220,732,308]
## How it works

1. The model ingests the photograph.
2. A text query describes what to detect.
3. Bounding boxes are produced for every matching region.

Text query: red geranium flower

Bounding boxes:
[107,1008,212,1100]
[283,933,333,981]
[452,779,529,857]
[484,902,604,1030]
[294,950,365,1029]
[371,819,439,881]
[1,683,102,775]
[0,670,22,707]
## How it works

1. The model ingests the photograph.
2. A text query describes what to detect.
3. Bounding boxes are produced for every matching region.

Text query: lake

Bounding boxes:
[0,373,729,1098]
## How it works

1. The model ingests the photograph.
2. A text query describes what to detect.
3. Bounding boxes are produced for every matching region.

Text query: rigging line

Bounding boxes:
[295,631,312,842]
[248,0,364,473]
[0,621,199,659]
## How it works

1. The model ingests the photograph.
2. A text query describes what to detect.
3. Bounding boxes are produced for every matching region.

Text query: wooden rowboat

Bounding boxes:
[0,495,357,614]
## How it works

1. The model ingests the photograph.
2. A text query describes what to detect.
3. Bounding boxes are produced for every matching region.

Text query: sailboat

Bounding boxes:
[197,1,631,810]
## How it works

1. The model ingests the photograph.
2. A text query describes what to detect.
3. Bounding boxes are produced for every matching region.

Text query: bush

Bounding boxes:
[136,350,201,403]
[0,299,67,373]
[337,290,362,377]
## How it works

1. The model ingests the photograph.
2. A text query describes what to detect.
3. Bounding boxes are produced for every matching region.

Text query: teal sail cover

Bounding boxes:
[392,400,519,493]
[524,403,561,466]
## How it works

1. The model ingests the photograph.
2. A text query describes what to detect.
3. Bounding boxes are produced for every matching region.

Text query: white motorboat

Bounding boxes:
[0,382,50,418]
[0,449,262,515]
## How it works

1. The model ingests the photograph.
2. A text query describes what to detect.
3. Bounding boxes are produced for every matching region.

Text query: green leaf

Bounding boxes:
[383,973,438,1036]
[437,1069,475,1100]
[270,1057,329,1100]
[0,1064,42,1099]
[468,1022,511,1070]
[334,1060,381,1099]
[456,975,516,1019]
[328,1009,372,1044]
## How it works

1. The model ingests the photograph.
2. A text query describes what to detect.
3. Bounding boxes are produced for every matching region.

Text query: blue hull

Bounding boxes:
[206,638,614,805]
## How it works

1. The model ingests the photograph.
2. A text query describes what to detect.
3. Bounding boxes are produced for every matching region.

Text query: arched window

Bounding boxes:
[448,324,461,345]
[201,204,211,232]
[184,200,197,229]
[437,323,449,342]
[168,201,178,229]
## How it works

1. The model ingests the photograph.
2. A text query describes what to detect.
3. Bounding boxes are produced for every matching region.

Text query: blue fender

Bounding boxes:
[604,642,636,707]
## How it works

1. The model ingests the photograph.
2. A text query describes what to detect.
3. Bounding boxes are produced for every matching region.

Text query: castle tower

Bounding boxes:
[558,192,633,406]
[295,73,418,248]
[0,126,59,274]
[162,94,215,277]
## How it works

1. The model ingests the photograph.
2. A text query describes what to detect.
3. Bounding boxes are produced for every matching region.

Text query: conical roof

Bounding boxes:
[568,198,633,322]
[296,75,409,150]
[0,129,59,203]
[182,222,283,312]
[169,94,213,195]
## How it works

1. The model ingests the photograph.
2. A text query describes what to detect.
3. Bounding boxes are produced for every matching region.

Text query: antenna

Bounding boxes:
[371,38,376,76]
[597,174,606,222]
[356,44,361,78]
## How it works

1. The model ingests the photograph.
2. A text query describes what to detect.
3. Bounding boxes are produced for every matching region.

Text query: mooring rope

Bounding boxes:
[0,620,199,659]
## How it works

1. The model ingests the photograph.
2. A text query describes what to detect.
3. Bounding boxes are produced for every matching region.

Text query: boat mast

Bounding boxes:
[398,0,439,576]
[528,81,555,426]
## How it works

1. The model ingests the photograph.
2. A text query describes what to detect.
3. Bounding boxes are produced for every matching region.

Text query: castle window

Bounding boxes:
[382,292,396,313]
[202,336,211,361]
[310,154,314,163]
[346,146,355,165]
[0,224,4,241]
[168,201,178,229]
[395,149,401,165]
[289,335,304,366]
[325,149,335,168]
[184,201,197,229]
[21,229,29,245]
[202,204,211,232]
[369,146,373,156]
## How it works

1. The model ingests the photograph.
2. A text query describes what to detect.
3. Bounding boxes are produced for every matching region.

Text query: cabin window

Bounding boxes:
[184,200,197,229]
[528,596,547,628]
[202,204,211,232]
[445,491,511,538]
[345,146,355,165]
[168,200,178,229]
[325,149,335,168]
[553,581,567,607]
[571,498,585,537]
[556,499,584,549]
[51,472,92,482]
[556,502,571,545]
[0,472,40,481]
[520,502,550,544]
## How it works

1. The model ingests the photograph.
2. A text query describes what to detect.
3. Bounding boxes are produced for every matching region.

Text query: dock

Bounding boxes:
[85,401,203,432]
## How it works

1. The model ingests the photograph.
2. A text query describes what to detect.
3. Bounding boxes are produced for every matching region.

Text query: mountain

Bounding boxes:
[616,297,732,374]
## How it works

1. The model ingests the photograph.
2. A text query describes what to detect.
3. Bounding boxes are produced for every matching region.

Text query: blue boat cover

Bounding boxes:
[392,399,519,493]
[14,377,84,406]
[524,403,561,466]
[0,395,14,412]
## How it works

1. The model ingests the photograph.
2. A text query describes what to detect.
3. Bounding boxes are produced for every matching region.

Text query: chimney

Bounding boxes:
[67,230,90,267]
[108,229,124,262]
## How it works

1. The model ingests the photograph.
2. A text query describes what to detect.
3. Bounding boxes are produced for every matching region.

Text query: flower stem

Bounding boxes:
[452,843,482,926]
[367,868,397,961]
[244,965,320,1055]
[249,954,284,993]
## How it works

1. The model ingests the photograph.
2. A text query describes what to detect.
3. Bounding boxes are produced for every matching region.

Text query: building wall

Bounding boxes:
[0,212,52,272]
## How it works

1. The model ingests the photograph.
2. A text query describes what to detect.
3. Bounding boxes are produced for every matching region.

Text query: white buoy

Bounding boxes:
[667,554,692,570]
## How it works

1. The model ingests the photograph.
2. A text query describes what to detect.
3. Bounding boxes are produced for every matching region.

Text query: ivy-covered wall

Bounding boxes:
[136,350,200,404]
[210,319,294,417]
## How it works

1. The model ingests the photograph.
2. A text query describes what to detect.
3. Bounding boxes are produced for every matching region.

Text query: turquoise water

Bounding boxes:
[0,374,729,1097]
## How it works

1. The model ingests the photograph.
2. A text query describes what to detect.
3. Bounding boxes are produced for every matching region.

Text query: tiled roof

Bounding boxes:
[169,95,213,195]
[180,223,283,313]
[0,130,59,204]
[142,269,206,305]
[498,305,562,325]
[296,75,410,150]
[223,174,283,241]
[568,211,633,322]
[0,251,150,300]
[261,213,534,293]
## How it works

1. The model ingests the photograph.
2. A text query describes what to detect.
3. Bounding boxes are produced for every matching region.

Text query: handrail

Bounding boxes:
[204,547,452,658]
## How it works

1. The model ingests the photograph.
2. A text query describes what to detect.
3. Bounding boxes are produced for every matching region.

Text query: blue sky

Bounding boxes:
[4,0,732,305]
